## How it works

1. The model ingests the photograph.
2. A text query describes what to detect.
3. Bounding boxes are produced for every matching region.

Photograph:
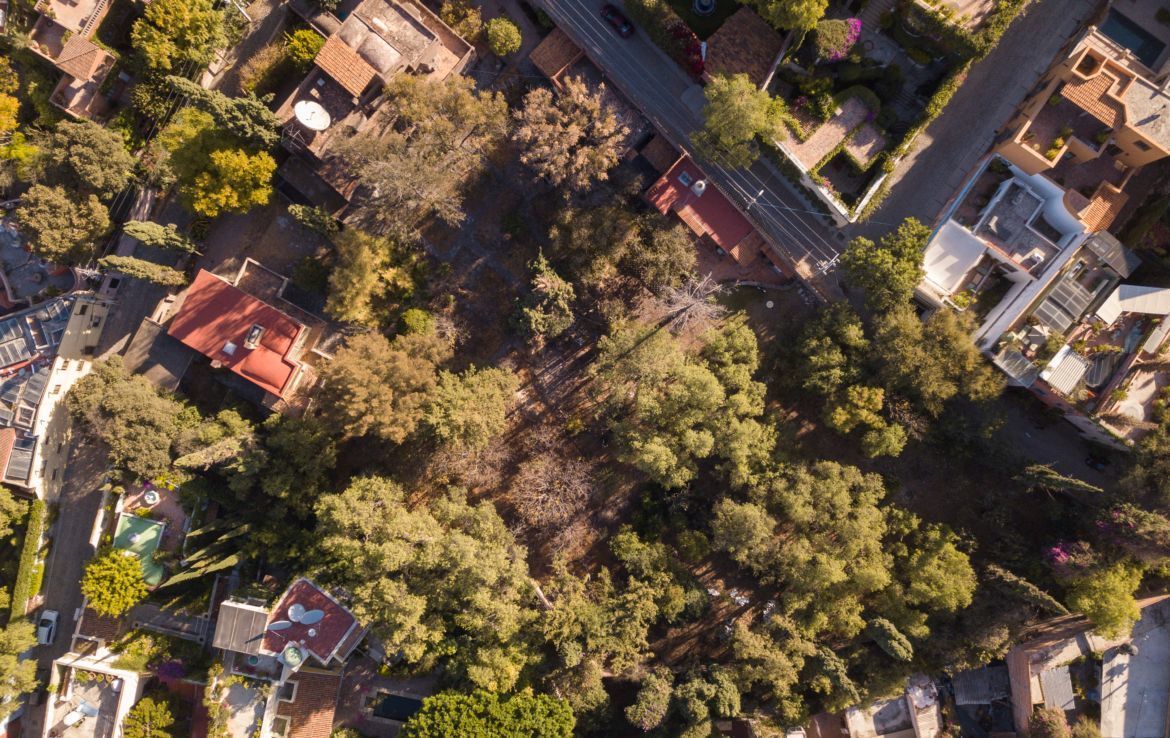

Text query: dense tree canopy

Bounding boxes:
[39,119,135,200]
[402,690,574,737]
[315,478,540,691]
[16,184,110,264]
[82,547,148,616]
[68,358,189,479]
[1065,562,1143,638]
[0,621,37,711]
[693,74,787,167]
[745,0,829,30]
[841,218,930,311]
[99,256,187,287]
[132,0,226,72]
[122,695,176,738]
[324,229,420,328]
[316,331,452,442]
[425,366,519,451]
[485,17,523,57]
[593,320,774,489]
[516,253,575,344]
[513,77,626,192]
[329,76,508,236]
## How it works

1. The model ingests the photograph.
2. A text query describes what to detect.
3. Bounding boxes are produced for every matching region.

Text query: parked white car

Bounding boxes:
[37,610,58,646]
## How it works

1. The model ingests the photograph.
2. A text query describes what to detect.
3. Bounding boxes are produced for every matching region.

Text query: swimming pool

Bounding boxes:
[371,693,423,722]
[1099,9,1165,69]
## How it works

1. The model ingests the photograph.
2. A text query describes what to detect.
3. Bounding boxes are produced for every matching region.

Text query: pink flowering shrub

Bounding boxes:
[1045,540,1099,579]
[669,21,704,76]
[815,18,862,62]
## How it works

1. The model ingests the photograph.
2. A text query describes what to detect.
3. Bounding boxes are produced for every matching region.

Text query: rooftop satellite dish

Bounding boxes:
[288,603,307,622]
[300,609,325,626]
[268,620,293,631]
[294,100,331,132]
[691,180,707,197]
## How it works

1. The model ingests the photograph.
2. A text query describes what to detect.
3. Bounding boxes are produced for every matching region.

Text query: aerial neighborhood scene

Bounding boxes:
[8,0,1170,735]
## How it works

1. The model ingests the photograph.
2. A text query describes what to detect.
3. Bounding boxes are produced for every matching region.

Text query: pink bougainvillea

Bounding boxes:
[815,18,863,63]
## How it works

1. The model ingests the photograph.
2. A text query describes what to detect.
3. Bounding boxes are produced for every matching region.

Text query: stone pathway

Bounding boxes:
[784,97,870,170]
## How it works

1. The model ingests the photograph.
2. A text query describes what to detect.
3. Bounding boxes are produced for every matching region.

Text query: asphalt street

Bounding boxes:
[539,0,848,291]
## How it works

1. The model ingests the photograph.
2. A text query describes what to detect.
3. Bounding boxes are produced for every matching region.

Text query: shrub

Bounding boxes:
[1031,707,1071,738]
[8,500,44,621]
[815,18,862,62]
[1159,7,1170,25]
[486,17,522,57]
[237,44,287,95]
[399,308,435,335]
[82,547,148,617]
[440,0,484,40]
[286,29,325,70]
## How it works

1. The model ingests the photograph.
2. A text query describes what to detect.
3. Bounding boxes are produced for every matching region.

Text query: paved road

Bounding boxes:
[23,437,108,735]
[539,0,847,294]
[850,0,1098,240]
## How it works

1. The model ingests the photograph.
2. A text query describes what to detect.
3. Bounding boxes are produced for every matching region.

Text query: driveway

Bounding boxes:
[850,0,1098,240]
[22,436,109,736]
[538,0,847,296]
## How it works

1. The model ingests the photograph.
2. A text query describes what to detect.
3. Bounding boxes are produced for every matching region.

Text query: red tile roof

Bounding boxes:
[55,35,111,81]
[0,428,16,483]
[705,7,785,86]
[314,36,379,98]
[167,270,305,398]
[644,157,755,253]
[263,579,359,667]
[276,670,342,738]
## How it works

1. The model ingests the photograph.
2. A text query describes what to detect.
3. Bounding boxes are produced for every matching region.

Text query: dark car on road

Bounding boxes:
[601,4,634,37]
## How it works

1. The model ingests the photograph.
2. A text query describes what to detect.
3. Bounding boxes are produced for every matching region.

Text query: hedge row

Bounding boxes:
[858,59,971,220]
[623,0,704,75]
[913,0,1030,59]
[8,499,45,624]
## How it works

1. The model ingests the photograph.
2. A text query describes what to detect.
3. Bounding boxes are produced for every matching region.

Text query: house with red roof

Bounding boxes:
[25,0,118,119]
[167,270,310,404]
[645,155,786,278]
[210,578,368,738]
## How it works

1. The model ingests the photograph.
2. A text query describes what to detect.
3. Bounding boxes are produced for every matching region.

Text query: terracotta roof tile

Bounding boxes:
[1060,73,1125,129]
[55,35,111,81]
[705,7,785,86]
[314,36,379,98]
[262,578,359,666]
[76,608,128,643]
[645,157,755,252]
[1079,186,1129,232]
[276,670,341,738]
[529,27,583,81]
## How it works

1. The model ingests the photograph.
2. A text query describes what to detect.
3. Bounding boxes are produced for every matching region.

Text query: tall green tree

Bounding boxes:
[315,478,540,691]
[840,218,930,311]
[186,148,275,217]
[513,76,626,192]
[16,184,110,264]
[165,77,280,149]
[99,256,187,287]
[325,229,419,328]
[873,305,1002,417]
[316,331,452,442]
[745,0,829,30]
[82,547,148,616]
[516,253,575,344]
[1065,561,1143,638]
[402,690,574,737]
[122,695,176,738]
[626,668,673,731]
[123,221,200,254]
[425,366,519,451]
[132,0,227,72]
[40,119,135,200]
[693,73,787,167]
[0,487,23,541]
[329,75,508,236]
[68,357,189,479]
[0,621,37,712]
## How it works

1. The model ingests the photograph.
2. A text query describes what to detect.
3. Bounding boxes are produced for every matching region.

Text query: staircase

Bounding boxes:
[79,0,109,38]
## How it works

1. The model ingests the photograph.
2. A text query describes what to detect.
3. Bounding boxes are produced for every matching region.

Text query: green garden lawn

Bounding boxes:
[114,514,166,587]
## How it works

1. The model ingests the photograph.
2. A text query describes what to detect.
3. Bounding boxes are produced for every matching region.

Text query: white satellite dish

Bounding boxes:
[691,180,707,197]
[288,603,307,622]
[294,100,331,132]
[268,620,293,631]
[300,609,325,626]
